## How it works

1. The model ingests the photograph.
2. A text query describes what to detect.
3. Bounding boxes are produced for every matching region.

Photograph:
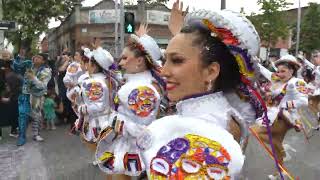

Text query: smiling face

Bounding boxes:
[161,33,218,102]
[276,64,294,82]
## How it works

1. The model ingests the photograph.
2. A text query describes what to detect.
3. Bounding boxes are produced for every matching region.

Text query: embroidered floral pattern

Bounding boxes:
[67,63,79,74]
[128,86,157,117]
[295,80,311,94]
[84,81,104,101]
[150,134,231,180]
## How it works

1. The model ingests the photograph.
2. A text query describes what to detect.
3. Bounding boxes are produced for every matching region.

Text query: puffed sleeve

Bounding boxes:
[125,85,160,123]
[110,85,161,138]
[282,79,308,109]
[80,79,109,115]
[257,63,274,82]
[63,62,82,88]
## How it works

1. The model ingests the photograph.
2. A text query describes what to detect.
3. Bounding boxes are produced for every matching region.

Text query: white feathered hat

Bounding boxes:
[92,47,114,70]
[275,54,301,70]
[83,48,93,59]
[129,34,162,68]
[184,9,260,77]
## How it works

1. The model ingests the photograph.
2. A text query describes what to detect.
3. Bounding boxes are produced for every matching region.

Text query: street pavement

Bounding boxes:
[0,123,320,180]
[0,125,105,180]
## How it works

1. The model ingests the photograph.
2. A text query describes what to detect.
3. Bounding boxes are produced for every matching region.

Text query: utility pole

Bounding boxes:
[295,0,301,56]
[221,0,226,10]
[120,0,124,52]
[114,0,119,57]
[0,0,4,49]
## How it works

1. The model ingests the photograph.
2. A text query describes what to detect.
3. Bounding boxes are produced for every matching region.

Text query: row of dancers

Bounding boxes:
[61,1,319,179]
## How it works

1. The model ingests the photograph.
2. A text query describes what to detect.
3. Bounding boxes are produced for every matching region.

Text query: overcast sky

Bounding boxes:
[48,0,320,28]
[83,0,320,13]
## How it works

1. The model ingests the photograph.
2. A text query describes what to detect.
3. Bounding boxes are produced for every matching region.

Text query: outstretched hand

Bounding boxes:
[169,0,188,36]
[135,23,150,37]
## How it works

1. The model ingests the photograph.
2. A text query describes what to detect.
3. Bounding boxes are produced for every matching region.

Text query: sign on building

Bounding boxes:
[147,10,170,25]
[89,10,120,24]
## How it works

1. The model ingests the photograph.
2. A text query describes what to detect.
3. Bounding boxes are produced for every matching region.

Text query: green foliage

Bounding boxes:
[299,3,320,55]
[248,0,291,46]
[2,0,82,54]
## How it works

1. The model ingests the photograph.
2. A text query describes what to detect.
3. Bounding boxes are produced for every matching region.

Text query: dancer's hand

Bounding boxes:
[169,0,188,36]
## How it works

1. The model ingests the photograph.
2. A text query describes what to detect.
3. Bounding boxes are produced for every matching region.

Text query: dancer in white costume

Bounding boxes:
[63,51,85,116]
[299,52,320,130]
[78,47,114,143]
[136,3,264,179]
[95,24,165,178]
[253,54,309,179]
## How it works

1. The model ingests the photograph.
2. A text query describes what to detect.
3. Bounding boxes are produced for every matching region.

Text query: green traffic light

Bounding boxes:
[127,24,133,33]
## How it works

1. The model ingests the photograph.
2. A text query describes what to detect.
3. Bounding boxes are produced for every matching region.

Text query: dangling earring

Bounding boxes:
[207,80,213,91]
[136,65,139,70]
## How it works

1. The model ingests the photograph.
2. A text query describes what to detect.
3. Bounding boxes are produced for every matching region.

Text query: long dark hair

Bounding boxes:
[180,24,241,92]
[180,22,264,119]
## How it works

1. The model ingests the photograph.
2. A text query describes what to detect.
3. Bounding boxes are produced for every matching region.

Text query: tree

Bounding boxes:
[299,3,320,55]
[248,0,291,48]
[2,0,82,56]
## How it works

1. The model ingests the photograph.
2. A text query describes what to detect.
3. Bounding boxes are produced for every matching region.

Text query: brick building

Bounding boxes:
[47,0,172,59]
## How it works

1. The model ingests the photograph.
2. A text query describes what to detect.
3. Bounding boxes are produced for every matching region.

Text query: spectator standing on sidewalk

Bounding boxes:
[12,48,33,146]
[55,48,74,124]
[27,53,52,142]
[2,50,21,138]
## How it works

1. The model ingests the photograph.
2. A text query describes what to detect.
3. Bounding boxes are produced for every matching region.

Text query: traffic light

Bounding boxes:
[124,12,135,34]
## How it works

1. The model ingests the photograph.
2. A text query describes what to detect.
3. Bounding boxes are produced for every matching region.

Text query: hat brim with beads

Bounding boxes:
[129,34,162,68]
[184,9,261,78]
[275,54,301,70]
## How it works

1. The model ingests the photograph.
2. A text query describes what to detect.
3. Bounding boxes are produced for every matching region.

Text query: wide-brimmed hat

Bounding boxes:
[184,9,260,78]
[275,54,301,70]
[92,47,114,71]
[129,34,162,68]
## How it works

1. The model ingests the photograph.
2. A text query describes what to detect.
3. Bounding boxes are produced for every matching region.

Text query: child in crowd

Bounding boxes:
[43,90,57,130]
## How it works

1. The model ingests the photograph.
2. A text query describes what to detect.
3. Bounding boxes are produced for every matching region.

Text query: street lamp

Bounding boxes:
[262,22,271,61]
[295,0,301,56]
[221,0,226,10]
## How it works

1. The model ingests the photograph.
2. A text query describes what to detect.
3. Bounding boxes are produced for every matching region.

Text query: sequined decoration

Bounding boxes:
[128,86,157,117]
[84,81,103,101]
[150,134,231,180]
[202,19,240,46]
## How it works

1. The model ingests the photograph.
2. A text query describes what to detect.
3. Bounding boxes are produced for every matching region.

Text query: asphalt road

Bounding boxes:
[0,123,319,180]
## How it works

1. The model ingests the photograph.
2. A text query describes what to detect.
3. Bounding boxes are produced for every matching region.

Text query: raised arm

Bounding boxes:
[168,0,188,36]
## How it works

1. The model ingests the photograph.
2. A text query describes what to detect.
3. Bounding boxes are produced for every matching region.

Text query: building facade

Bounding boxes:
[47,0,172,59]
